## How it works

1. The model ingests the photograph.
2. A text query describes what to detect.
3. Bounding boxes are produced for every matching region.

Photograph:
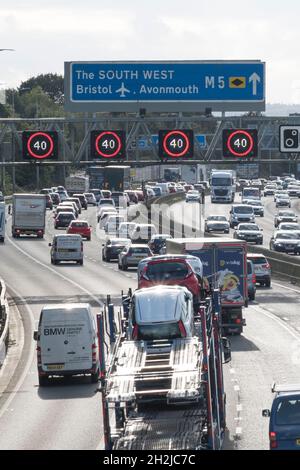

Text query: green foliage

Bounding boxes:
[19,73,64,105]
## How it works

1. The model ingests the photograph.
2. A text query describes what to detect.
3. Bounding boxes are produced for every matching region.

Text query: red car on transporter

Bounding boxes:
[138,256,202,307]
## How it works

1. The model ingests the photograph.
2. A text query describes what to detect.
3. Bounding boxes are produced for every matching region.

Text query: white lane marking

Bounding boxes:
[235,427,242,435]
[230,368,235,374]
[0,284,35,421]
[6,231,104,309]
[234,385,240,392]
[237,404,243,412]
[272,281,300,294]
[283,317,290,322]
[250,305,300,343]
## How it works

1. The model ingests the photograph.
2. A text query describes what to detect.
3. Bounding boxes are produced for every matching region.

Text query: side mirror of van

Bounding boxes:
[262,409,270,417]
[222,337,231,363]
[33,330,38,341]
[48,243,52,247]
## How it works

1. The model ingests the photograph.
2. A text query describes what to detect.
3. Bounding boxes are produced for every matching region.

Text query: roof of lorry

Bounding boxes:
[42,303,90,312]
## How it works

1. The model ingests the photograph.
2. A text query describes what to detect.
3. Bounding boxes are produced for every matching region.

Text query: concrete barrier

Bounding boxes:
[0,279,9,367]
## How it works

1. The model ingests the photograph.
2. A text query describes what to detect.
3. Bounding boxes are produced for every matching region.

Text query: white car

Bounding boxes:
[185,190,201,202]
[99,210,118,229]
[84,192,97,206]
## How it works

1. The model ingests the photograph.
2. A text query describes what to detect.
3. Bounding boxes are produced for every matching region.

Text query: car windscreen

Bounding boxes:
[146,262,189,280]
[243,189,259,197]
[59,214,74,220]
[279,212,295,217]
[275,398,300,425]
[208,216,227,221]
[138,322,181,340]
[280,224,300,230]
[129,247,150,254]
[238,224,259,231]
[275,232,300,240]
[71,222,88,227]
[211,177,231,186]
[234,206,253,214]
[249,257,267,265]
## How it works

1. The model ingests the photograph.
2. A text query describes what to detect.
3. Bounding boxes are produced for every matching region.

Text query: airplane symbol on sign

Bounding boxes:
[116,82,130,98]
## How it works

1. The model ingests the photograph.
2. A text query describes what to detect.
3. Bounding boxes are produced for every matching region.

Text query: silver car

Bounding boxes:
[118,244,152,270]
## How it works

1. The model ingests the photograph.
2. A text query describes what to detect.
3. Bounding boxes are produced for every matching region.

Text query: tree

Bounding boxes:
[19,73,64,105]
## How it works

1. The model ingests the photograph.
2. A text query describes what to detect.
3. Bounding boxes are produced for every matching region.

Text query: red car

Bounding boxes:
[67,220,92,240]
[138,257,201,304]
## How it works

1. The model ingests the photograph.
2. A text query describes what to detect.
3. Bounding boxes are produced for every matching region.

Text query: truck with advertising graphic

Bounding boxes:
[166,237,247,334]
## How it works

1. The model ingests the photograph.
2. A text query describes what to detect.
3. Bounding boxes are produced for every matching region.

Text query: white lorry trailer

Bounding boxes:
[12,194,46,238]
[65,176,89,195]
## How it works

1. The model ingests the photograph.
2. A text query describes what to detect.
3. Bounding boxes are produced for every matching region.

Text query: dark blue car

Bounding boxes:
[263,383,300,450]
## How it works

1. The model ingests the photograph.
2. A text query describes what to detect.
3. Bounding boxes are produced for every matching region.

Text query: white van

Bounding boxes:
[49,234,83,265]
[0,202,5,242]
[33,303,99,386]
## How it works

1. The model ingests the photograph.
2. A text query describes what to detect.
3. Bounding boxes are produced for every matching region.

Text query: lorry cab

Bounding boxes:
[128,285,194,341]
[0,202,5,242]
[263,383,300,450]
[49,234,83,265]
[33,303,99,386]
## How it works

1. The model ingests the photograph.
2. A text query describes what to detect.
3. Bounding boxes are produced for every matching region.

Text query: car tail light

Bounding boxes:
[178,320,187,337]
[92,343,97,360]
[132,324,138,340]
[269,432,277,449]
[235,318,242,324]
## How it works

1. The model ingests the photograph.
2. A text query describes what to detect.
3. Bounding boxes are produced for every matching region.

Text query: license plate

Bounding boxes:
[47,364,64,370]
[296,439,300,446]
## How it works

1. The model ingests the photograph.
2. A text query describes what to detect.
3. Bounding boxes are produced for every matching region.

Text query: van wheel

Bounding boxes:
[39,376,49,387]
[265,280,271,288]
[78,260,83,265]
[91,371,99,383]
[123,265,128,271]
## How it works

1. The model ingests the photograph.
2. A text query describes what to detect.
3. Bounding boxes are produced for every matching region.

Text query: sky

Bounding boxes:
[0,0,299,103]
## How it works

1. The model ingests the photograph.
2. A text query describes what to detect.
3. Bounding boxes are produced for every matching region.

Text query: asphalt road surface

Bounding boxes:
[0,200,300,449]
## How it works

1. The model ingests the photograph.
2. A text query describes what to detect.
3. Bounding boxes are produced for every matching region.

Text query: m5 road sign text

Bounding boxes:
[64,61,265,113]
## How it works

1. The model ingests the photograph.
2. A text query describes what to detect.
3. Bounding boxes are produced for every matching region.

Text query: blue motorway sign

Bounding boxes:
[64,61,265,113]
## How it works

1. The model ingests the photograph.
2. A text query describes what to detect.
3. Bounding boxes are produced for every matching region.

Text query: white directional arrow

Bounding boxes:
[249,72,261,96]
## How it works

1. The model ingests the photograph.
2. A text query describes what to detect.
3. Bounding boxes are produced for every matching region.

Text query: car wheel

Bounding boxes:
[123,264,128,271]
[106,256,110,262]
[78,260,83,265]
[265,280,271,288]
[118,263,122,270]
[87,236,91,241]
[38,375,49,387]
[249,293,255,301]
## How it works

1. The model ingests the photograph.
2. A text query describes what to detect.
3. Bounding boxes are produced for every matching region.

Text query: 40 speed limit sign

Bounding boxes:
[22,131,58,160]
[158,129,194,159]
[91,130,126,159]
[222,129,258,158]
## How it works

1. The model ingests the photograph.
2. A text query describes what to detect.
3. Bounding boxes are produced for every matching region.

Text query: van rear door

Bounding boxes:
[56,236,81,260]
[40,308,93,372]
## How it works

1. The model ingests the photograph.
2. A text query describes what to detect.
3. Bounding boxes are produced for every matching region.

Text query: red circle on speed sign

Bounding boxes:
[227,130,254,157]
[27,132,54,159]
[95,131,122,158]
[162,130,190,157]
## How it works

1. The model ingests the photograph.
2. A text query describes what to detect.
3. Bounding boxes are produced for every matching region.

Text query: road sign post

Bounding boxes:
[64,61,265,113]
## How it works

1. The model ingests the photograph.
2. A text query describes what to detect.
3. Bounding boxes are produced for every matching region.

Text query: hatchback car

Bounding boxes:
[247,253,271,287]
[233,223,263,244]
[128,286,194,341]
[118,244,152,270]
[276,194,291,208]
[185,190,201,202]
[229,204,255,228]
[102,237,131,262]
[262,383,300,450]
[84,192,97,206]
[67,220,92,240]
[89,189,102,202]
[130,223,157,243]
[138,256,202,305]
[54,211,76,229]
[49,192,60,206]
[246,200,264,217]
[73,193,88,210]
[45,194,53,210]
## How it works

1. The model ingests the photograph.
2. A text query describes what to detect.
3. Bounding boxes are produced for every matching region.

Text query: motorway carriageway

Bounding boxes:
[0,201,299,449]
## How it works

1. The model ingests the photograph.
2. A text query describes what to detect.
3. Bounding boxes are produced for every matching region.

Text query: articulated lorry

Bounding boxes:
[98,285,231,450]
[166,237,247,334]
[12,194,46,238]
[0,202,5,242]
[210,170,235,203]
